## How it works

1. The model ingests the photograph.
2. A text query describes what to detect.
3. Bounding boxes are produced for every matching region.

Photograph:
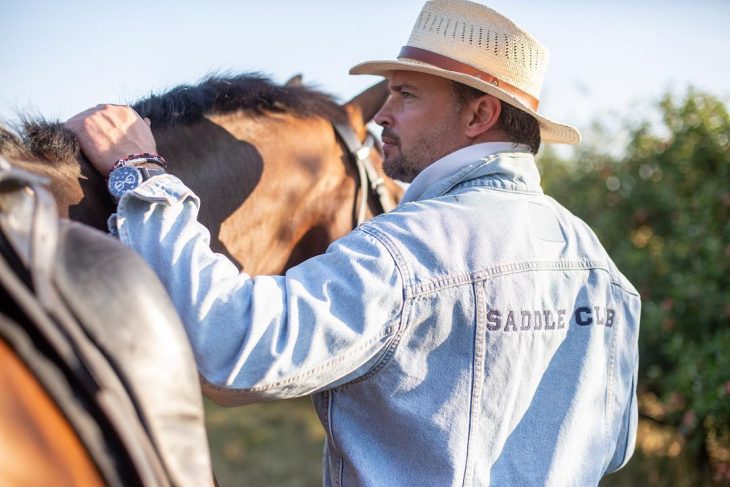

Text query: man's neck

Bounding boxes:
[469,128,512,146]
[401,141,531,204]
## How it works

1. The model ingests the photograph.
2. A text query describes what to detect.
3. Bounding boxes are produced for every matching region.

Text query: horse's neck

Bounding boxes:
[154,112,356,275]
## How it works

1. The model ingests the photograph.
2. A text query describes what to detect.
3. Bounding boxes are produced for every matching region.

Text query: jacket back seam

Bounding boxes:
[409,260,610,297]
[462,283,486,487]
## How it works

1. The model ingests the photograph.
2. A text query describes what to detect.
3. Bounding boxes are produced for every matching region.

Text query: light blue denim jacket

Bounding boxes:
[111,150,640,486]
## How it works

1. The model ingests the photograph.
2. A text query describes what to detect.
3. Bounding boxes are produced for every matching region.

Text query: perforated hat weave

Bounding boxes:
[350,0,581,145]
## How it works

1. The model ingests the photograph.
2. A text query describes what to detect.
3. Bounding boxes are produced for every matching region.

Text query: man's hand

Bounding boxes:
[65,104,157,175]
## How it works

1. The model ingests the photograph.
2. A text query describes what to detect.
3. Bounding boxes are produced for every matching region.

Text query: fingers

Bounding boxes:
[64,104,158,175]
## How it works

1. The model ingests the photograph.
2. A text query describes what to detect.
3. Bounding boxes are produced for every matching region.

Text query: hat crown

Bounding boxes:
[405,0,549,98]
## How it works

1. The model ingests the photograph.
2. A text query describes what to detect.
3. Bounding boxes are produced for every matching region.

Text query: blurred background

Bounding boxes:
[2,0,728,485]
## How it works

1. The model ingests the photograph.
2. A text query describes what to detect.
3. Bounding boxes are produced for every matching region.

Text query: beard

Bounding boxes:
[381,111,463,183]
[382,145,424,183]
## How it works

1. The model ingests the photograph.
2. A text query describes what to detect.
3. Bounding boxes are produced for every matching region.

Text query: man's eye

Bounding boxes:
[401,91,414,99]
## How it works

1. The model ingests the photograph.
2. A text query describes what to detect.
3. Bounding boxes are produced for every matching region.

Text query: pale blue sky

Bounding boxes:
[1,0,728,138]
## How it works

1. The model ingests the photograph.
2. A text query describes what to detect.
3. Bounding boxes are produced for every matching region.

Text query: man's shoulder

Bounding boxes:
[542,195,640,298]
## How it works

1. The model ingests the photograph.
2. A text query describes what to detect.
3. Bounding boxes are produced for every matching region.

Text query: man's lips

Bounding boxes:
[381,131,399,150]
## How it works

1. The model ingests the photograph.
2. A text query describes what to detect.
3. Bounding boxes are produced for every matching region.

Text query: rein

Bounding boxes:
[333,123,397,226]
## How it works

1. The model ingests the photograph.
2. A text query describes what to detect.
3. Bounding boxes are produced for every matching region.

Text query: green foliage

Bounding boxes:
[538,89,730,465]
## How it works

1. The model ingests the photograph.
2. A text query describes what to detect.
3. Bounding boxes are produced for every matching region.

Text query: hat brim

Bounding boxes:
[351,58,581,145]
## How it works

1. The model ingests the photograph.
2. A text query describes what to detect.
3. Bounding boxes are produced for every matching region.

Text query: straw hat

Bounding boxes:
[350,0,581,145]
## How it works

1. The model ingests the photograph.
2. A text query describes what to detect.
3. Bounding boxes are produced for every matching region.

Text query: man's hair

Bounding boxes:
[451,81,541,154]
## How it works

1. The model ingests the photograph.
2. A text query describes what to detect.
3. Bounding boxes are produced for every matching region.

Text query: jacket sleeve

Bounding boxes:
[111,175,404,406]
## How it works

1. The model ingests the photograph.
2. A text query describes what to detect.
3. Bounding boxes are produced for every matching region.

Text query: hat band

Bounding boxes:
[398,46,540,111]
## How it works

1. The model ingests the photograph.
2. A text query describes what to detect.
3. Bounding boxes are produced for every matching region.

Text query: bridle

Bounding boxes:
[333,123,397,226]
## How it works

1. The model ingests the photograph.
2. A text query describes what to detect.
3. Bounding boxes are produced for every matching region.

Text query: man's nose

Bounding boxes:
[373,97,393,127]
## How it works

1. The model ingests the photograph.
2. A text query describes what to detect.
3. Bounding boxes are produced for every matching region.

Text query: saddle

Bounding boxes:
[0,156,213,486]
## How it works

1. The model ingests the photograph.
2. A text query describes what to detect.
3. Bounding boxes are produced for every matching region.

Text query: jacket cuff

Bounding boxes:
[121,174,195,206]
[106,174,200,237]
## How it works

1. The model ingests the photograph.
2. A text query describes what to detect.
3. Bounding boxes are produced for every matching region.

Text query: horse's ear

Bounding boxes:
[285,74,303,87]
[343,79,388,139]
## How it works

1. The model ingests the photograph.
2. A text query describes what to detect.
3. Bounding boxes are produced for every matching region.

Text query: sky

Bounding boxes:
[1,0,729,142]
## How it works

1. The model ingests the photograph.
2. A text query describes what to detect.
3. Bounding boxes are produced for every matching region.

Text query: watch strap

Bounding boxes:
[137,164,167,181]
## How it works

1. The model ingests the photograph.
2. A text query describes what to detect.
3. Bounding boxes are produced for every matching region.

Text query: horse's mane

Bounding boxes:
[0,73,347,163]
[133,73,347,127]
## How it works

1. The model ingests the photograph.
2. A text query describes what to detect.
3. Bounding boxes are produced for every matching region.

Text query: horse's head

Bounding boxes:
[343,80,388,142]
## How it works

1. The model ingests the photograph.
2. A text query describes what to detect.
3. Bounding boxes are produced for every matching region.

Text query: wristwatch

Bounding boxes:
[107,163,167,200]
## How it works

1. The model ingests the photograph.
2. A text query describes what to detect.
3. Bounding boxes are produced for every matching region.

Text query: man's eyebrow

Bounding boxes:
[389,82,419,92]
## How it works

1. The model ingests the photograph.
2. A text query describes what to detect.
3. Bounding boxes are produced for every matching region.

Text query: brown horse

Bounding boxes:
[0,74,402,485]
[2,73,402,275]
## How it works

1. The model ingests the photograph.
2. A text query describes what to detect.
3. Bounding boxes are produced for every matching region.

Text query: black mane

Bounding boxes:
[133,73,346,127]
[0,73,347,163]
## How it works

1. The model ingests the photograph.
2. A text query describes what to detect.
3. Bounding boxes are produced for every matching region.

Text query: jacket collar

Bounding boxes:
[400,143,542,204]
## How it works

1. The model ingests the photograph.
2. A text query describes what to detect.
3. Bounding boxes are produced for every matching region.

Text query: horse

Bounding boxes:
[0,74,402,485]
[2,73,402,275]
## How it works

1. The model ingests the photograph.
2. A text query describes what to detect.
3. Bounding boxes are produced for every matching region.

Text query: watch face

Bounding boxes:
[107,165,142,199]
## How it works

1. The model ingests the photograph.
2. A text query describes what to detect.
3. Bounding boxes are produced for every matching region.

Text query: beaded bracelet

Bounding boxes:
[109,152,167,176]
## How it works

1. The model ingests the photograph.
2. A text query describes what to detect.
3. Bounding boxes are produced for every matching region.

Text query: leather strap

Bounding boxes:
[399,46,540,111]
[333,123,397,226]
[0,157,57,305]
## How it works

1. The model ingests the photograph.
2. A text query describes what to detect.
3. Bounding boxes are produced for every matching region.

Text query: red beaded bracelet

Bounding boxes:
[109,152,167,176]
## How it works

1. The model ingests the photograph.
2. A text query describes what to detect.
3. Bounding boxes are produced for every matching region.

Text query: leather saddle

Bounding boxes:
[0,156,214,486]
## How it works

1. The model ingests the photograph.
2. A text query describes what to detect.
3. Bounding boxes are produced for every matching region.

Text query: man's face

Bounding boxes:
[374,71,466,183]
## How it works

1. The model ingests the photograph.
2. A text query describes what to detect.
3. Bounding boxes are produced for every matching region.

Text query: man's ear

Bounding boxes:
[464,95,502,138]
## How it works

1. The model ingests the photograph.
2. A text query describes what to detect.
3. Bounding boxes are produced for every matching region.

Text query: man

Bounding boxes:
[67,1,640,485]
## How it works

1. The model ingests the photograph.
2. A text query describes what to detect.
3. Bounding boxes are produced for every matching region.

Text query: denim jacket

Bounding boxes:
[112,150,640,486]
